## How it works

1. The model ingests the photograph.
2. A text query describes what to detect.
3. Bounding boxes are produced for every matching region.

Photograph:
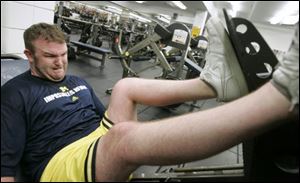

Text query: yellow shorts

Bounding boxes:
[40,112,113,182]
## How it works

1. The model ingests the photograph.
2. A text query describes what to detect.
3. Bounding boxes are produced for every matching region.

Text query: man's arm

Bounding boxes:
[1,84,27,181]
[89,86,106,117]
[80,78,106,117]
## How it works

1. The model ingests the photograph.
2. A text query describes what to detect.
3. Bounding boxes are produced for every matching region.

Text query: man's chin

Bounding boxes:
[48,75,65,82]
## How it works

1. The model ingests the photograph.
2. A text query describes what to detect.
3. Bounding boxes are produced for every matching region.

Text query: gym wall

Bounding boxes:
[1,1,55,58]
[254,23,295,52]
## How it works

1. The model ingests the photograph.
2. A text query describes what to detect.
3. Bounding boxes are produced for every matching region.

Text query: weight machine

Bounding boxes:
[129,9,298,182]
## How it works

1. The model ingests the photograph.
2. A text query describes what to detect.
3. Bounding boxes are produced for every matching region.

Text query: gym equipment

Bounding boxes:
[1,55,29,86]
[189,35,208,68]
[161,23,192,79]
[222,9,298,181]
[113,23,173,78]
[129,9,298,182]
[70,40,111,69]
[105,22,195,95]
[114,22,203,79]
[165,35,207,80]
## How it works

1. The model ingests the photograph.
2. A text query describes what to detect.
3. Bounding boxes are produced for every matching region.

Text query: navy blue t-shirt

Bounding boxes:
[1,71,106,181]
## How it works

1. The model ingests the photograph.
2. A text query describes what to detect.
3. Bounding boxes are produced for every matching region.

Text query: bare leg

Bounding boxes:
[95,19,299,182]
[120,82,291,164]
[95,82,292,181]
[107,77,216,123]
[94,77,216,181]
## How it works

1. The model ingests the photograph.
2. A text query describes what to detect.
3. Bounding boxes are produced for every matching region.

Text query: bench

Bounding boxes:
[70,41,111,69]
[1,58,29,86]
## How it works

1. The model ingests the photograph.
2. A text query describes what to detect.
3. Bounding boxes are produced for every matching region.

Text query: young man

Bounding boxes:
[1,23,107,182]
[1,17,298,182]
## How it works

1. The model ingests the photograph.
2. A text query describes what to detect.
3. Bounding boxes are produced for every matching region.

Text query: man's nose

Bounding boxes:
[54,57,64,66]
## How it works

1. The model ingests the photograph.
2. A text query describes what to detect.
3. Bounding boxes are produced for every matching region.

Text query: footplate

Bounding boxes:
[223,9,278,91]
[223,9,298,181]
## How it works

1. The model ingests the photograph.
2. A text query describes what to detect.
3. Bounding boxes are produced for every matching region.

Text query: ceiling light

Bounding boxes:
[171,1,187,10]
[136,1,145,3]
[280,15,299,25]
[270,14,299,25]
[129,13,151,23]
[228,10,237,17]
[160,14,171,20]
[228,1,241,17]
[269,1,299,25]
[156,15,171,24]
[105,6,122,15]
[107,6,122,12]
[228,1,241,11]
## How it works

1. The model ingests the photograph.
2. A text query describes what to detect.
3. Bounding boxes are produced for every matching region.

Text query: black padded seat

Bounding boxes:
[70,41,111,54]
[1,59,29,86]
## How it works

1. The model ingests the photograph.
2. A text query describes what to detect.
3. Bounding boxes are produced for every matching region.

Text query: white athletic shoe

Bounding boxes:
[271,23,299,110]
[200,17,249,102]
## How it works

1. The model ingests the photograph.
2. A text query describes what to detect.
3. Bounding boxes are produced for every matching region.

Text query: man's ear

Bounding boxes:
[24,49,34,63]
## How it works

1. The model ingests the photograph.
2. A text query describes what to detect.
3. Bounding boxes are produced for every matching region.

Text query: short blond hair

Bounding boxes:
[23,22,66,53]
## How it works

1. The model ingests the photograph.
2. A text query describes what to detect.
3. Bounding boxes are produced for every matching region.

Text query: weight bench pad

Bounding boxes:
[70,41,111,54]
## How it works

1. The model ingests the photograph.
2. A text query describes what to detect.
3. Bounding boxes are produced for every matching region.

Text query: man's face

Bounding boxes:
[25,38,68,82]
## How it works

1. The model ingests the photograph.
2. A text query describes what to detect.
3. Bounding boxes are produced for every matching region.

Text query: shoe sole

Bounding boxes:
[207,17,249,98]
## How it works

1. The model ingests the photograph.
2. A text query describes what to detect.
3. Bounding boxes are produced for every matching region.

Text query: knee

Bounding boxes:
[104,121,139,152]
[95,122,140,180]
[113,78,131,92]
[102,122,140,163]
[110,121,137,138]
[112,78,138,94]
